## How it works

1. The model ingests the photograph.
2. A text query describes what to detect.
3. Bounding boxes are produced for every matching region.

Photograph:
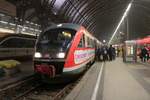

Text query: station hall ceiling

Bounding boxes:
[6,0,150,42]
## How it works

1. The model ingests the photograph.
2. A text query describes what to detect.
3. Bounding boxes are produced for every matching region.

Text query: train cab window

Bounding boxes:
[38,28,76,52]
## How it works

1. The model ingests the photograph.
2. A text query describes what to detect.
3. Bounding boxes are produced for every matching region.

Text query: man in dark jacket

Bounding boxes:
[102,46,108,61]
[141,46,148,62]
[108,45,114,61]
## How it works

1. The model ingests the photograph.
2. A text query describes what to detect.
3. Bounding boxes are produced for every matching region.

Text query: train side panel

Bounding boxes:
[63,27,95,74]
[0,34,36,59]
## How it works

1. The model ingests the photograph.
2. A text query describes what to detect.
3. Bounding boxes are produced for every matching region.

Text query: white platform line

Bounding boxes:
[91,62,104,100]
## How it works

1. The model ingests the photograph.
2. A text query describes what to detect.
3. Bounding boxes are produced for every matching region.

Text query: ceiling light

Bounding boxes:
[108,0,133,44]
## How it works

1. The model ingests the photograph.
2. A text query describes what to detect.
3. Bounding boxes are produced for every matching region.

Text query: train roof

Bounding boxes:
[125,36,150,45]
[0,33,36,42]
[43,23,81,33]
[136,36,150,44]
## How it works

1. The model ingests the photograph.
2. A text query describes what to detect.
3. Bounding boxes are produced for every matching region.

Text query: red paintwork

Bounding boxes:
[136,36,150,44]
[35,65,55,77]
[64,27,95,68]
[64,27,84,68]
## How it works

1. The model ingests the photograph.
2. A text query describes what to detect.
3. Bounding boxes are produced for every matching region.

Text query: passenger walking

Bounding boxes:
[108,45,114,61]
[102,46,108,61]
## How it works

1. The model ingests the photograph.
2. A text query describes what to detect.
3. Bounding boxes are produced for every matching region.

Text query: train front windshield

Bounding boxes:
[36,28,76,58]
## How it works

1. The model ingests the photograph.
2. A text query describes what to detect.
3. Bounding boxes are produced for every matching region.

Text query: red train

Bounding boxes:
[33,23,101,83]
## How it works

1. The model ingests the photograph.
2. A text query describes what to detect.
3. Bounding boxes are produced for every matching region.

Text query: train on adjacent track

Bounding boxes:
[34,23,101,83]
[136,36,150,56]
[0,33,36,60]
[123,36,150,62]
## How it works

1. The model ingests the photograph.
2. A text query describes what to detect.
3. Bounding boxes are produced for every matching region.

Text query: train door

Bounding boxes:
[123,40,137,62]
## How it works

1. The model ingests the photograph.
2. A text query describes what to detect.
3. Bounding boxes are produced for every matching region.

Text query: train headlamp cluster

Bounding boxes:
[57,52,65,58]
[34,52,65,58]
[34,52,42,58]
[57,24,62,27]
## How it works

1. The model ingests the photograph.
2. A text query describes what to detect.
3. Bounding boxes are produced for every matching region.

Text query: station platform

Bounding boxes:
[137,59,150,67]
[0,61,33,89]
[65,58,150,100]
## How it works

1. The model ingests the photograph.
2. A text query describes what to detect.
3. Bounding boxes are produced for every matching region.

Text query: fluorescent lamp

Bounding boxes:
[0,28,14,33]
[108,1,133,44]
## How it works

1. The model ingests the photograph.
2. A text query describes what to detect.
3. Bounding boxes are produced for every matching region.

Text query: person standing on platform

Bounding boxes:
[145,46,150,61]
[141,46,148,62]
[112,46,116,60]
[102,46,108,61]
[97,47,102,61]
[108,45,113,61]
[117,47,120,57]
[122,46,125,62]
[95,47,99,61]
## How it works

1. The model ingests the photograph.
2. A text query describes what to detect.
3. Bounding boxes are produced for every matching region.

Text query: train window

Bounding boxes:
[86,37,89,47]
[87,37,91,48]
[1,38,17,48]
[83,34,85,46]
[89,38,92,48]
[1,37,35,48]
[78,34,85,48]
[86,37,94,48]
[84,35,87,47]
[23,39,35,48]
[38,28,76,52]
[83,30,94,48]
[90,39,93,48]
[91,39,94,48]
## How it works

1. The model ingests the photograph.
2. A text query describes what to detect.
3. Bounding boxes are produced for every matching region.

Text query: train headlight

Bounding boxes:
[34,52,42,58]
[57,52,65,58]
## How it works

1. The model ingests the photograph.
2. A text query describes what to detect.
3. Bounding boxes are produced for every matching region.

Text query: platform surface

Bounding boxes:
[65,58,150,100]
[65,62,104,100]
[103,58,150,100]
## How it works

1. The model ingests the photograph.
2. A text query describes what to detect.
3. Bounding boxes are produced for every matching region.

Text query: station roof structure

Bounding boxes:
[5,0,150,43]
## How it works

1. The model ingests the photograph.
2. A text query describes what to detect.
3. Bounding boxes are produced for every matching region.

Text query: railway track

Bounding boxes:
[0,75,38,100]
[18,81,77,100]
[0,65,90,100]
[0,75,81,100]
